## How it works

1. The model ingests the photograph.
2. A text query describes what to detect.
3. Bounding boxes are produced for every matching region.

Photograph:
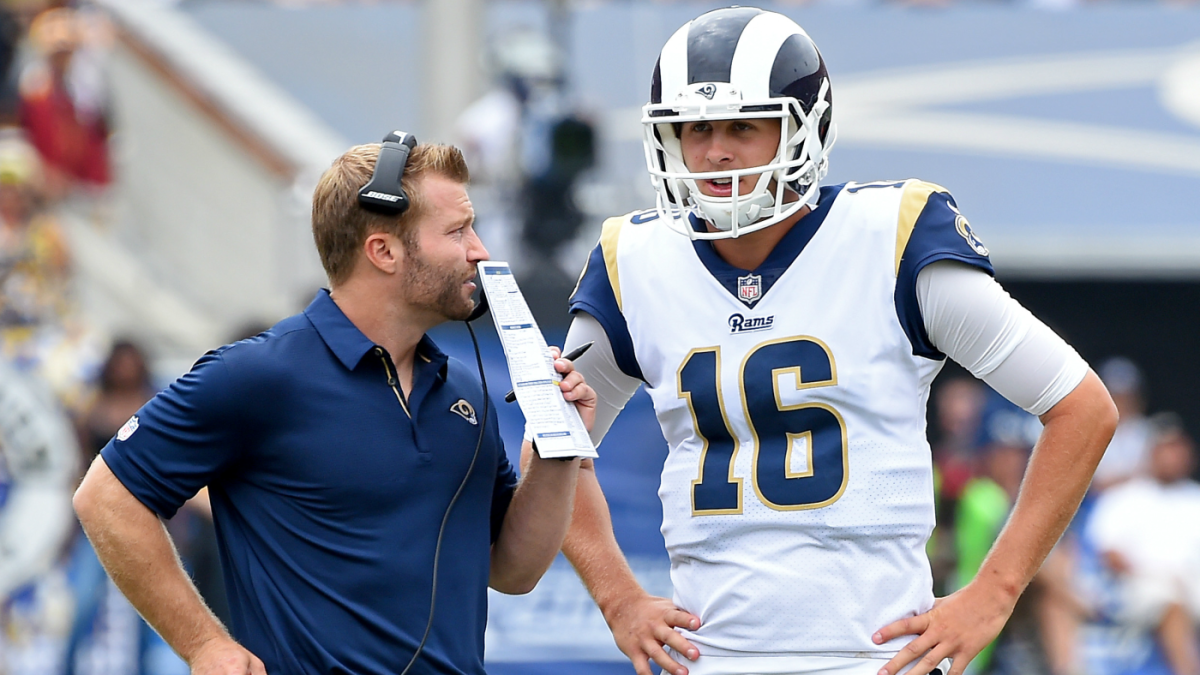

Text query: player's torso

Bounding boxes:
[611,185,943,656]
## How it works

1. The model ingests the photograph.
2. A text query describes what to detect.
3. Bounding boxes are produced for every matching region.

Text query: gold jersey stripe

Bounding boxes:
[599,216,625,311]
[895,180,950,276]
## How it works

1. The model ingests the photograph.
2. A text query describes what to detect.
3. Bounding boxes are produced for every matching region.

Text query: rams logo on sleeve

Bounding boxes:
[952,205,989,256]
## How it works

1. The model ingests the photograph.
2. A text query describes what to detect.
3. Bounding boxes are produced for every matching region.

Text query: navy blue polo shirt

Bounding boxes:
[102,290,517,675]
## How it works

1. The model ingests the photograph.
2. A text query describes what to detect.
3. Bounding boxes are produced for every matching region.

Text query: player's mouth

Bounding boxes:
[700,176,755,198]
[701,177,734,197]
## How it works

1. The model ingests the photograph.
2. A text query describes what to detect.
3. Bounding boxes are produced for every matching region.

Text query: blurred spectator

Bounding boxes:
[1036,537,1092,675]
[18,6,110,198]
[956,441,1027,595]
[64,340,161,675]
[0,4,22,124]
[928,376,987,594]
[932,377,987,502]
[1086,413,1200,675]
[0,130,72,356]
[955,439,1031,673]
[78,340,156,460]
[1030,357,1157,675]
[1093,356,1153,492]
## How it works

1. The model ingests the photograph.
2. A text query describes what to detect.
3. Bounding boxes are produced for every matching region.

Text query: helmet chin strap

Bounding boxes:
[691,177,813,238]
[691,186,775,232]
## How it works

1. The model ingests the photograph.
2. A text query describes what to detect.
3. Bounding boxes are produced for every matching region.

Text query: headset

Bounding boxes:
[358,131,492,675]
[358,131,419,215]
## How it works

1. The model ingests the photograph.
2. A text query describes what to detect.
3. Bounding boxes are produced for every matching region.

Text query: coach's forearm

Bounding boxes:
[73,457,231,663]
[972,370,1116,599]
[562,460,648,615]
[490,442,581,594]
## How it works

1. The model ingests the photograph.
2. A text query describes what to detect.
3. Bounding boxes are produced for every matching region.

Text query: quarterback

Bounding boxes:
[555,7,1118,675]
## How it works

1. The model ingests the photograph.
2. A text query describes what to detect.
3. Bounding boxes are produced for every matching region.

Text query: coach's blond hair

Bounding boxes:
[311,143,469,286]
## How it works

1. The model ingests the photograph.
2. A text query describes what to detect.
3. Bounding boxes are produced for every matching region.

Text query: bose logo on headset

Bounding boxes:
[357,131,418,215]
[362,191,402,202]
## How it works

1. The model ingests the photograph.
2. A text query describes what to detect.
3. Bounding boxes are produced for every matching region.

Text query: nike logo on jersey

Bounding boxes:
[728,313,774,334]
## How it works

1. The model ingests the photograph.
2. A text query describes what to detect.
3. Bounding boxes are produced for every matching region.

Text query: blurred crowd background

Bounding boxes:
[0,1,1197,675]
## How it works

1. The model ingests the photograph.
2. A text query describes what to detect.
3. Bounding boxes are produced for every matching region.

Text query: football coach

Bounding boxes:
[73,138,595,675]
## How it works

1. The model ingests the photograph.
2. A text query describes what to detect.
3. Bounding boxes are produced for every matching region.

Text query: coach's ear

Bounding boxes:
[362,232,403,275]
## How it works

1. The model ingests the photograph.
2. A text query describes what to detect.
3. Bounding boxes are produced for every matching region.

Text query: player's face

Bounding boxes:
[679,118,782,198]
[402,175,488,322]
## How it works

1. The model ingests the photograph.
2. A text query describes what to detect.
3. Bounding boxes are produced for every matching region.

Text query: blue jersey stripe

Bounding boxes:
[894,185,995,359]
[569,239,645,382]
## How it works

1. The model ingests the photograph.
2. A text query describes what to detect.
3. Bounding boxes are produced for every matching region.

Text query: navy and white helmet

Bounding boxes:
[642,7,836,239]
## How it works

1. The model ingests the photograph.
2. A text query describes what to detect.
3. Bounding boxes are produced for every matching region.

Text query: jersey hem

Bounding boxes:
[682,648,901,659]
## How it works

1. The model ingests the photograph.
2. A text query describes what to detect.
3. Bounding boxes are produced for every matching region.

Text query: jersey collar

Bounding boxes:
[305,289,452,379]
[689,184,842,309]
[305,289,378,370]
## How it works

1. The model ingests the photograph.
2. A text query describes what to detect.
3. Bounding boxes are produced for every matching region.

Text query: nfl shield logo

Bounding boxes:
[737,274,762,305]
[117,416,139,441]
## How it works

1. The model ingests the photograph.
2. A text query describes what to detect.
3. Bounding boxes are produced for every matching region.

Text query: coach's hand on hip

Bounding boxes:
[190,636,266,675]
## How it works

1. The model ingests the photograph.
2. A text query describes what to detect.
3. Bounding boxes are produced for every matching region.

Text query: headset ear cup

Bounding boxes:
[358,132,418,215]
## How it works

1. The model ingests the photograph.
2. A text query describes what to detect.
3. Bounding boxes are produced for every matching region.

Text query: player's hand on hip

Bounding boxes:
[872,581,1016,675]
[189,637,267,675]
[604,592,701,675]
[552,347,597,432]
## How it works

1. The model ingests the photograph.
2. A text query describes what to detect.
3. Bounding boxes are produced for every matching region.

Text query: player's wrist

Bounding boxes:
[597,585,655,623]
[962,566,1025,608]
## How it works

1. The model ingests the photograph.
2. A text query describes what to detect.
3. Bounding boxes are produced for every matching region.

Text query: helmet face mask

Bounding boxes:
[641,8,836,240]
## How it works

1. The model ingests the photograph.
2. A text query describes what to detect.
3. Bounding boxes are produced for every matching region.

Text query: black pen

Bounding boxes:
[504,341,595,403]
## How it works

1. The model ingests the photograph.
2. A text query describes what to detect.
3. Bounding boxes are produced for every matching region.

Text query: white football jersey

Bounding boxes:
[569,180,995,657]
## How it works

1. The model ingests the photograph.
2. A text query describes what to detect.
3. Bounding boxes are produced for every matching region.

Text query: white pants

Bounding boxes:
[665,654,952,675]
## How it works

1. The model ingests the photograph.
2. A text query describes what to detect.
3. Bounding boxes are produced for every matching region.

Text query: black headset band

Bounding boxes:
[357,131,418,215]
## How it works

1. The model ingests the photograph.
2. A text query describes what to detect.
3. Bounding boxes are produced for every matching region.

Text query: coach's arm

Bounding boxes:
[490,351,594,595]
[74,457,265,675]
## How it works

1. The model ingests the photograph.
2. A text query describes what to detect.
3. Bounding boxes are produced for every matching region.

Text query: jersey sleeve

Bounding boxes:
[568,216,644,381]
[100,350,247,519]
[918,262,1088,416]
[893,181,995,359]
[564,312,643,446]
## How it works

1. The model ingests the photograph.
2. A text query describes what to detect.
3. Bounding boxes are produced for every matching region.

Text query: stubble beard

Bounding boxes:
[402,247,474,322]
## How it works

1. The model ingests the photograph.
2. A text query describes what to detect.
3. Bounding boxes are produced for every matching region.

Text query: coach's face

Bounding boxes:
[401,175,488,322]
[679,117,782,198]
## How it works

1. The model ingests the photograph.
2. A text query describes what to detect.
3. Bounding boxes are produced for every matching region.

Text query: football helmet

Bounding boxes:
[642,7,836,239]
